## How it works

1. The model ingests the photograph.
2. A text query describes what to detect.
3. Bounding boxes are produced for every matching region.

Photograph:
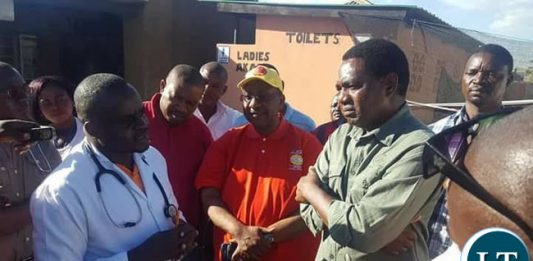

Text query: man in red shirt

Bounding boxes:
[144,64,213,230]
[196,65,322,261]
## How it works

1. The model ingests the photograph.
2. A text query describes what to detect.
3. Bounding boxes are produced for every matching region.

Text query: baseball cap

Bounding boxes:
[237,65,283,92]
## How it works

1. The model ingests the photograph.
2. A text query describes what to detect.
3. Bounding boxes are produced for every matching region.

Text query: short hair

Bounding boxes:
[165,64,205,88]
[74,73,134,122]
[29,76,76,124]
[200,62,228,82]
[342,39,410,96]
[476,44,514,74]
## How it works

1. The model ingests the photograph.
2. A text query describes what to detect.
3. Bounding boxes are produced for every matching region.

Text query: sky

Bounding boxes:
[260,0,533,41]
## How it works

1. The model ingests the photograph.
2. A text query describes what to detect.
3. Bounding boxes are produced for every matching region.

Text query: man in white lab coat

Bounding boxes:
[31,73,198,261]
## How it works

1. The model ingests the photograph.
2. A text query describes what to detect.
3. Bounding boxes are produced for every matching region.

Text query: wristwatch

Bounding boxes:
[262,233,275,244]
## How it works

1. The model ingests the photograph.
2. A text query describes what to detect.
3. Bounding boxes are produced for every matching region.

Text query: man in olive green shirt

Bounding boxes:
[296,39,442,261]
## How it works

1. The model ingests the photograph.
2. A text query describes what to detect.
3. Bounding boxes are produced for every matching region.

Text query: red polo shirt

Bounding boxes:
[195,120,322,261]
[144,93,213,228]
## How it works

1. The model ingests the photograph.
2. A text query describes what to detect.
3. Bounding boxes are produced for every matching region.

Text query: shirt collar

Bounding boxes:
[348,103,411,147]
[455,105,507,124]
[216,100,227,115]
[148,93,161,119]
[457,106,470,123]
[244,119,290,140]
[193,101,228,123]
[84,140,120,168]
[84,140,150,181]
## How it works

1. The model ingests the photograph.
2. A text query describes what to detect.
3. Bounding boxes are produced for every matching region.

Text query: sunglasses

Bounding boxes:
[422,108,532,241]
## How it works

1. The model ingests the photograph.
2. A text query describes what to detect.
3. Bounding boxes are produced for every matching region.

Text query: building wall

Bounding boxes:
[123,0,237,99]
[3,0,242,101]
[394,21,476,122]
[220,13,481,125]
[220,15,354,125]
[1,3,124,83]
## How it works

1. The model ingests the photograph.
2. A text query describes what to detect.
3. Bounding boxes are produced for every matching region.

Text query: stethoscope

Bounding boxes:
[85,144,178,228]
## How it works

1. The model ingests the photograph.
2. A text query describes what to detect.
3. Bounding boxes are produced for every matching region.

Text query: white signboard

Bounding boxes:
[217,45,230,64]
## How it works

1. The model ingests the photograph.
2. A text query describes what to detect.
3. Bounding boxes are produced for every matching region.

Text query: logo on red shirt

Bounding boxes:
[289,150,304,171]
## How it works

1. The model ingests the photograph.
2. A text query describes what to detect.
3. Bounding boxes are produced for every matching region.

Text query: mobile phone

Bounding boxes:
[29,126,55,142]
[220,241,237,261]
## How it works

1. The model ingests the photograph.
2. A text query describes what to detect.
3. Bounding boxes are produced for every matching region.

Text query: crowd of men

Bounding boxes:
[0,38,530,261]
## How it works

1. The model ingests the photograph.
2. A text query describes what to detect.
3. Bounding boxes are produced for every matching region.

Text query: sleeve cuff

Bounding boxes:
[300,203,324,236]
[327,200,353,246]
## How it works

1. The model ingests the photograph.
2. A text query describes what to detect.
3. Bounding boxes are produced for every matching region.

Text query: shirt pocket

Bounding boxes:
[322,165,345,197]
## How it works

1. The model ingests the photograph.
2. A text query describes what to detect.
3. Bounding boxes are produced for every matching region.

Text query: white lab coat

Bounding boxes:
[31,140,181,261]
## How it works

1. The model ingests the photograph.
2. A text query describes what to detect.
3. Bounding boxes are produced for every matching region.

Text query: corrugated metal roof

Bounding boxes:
[198,0,448,26]
[198,0,418,10]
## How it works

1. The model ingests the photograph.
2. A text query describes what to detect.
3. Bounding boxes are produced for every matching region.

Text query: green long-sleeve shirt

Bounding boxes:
[301,105,442,261]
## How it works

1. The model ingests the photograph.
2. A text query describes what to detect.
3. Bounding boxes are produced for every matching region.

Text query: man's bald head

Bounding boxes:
[164,64,204,89]
[158,65,205,125]
[448,106,533,250]
[200,62,228,83]
[0,62,25,90]
[74,73,139,122]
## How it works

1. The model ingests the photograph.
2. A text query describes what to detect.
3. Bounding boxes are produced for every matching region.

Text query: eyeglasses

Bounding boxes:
[102,109,147,129]
[422,108,532,241]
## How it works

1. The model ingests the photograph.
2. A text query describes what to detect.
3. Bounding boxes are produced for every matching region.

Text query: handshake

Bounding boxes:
[222,226,275,261]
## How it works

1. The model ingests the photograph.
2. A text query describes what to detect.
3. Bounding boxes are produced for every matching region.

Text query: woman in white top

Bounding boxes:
[29,76,84,159]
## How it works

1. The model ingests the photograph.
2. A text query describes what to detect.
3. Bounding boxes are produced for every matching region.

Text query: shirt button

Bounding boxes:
[25,237,30,242]
[261,149,265,154]
[262,138,266,142]
[16,192,20,197]
[0,167,5,171]
[329,254,335,259]
[13,170,18,174]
